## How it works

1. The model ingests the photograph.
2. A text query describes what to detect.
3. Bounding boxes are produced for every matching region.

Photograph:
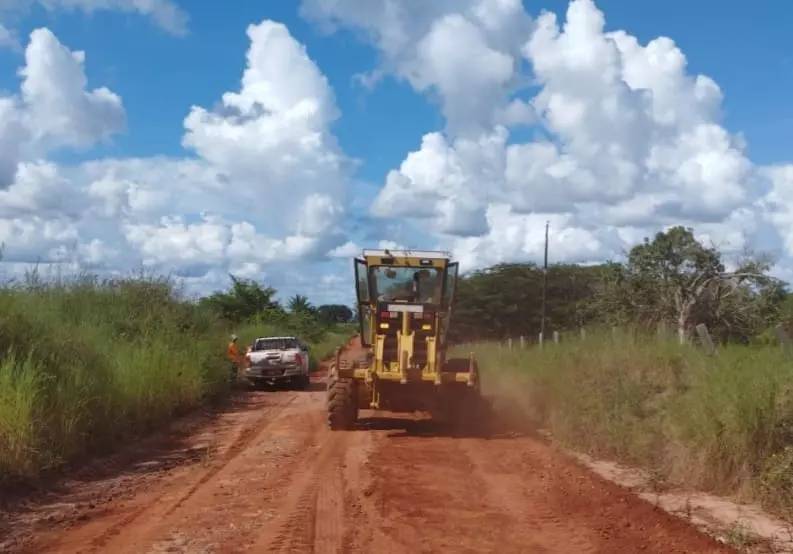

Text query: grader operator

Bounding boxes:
[326,249,485,431]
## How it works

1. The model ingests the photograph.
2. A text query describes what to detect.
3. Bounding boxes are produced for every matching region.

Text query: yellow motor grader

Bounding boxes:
[326,248,486,432]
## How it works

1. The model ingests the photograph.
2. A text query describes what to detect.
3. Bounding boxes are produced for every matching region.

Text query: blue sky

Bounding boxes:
[1,0,788,169]
[1,0,793,306]
[0,1,441,178]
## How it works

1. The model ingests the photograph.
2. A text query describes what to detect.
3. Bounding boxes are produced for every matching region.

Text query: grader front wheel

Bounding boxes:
[327,371,358,430]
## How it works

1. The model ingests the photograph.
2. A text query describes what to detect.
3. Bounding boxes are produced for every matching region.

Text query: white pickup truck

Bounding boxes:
[243,336,311,390]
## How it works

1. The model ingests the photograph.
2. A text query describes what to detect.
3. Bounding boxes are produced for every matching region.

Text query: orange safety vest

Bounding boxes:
[227,341,240,364]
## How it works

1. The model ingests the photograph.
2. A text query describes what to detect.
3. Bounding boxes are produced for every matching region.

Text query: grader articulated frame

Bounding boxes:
[326,248,484,431]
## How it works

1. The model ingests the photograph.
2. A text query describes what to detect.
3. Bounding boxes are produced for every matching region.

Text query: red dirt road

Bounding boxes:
[0,339,735,554]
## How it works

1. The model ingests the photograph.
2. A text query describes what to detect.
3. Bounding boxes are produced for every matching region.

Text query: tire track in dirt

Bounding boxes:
[312,454,345,553]
[337,429,407,554]
[341,413,738,554]
[471,443,600,550]
[160,394,298,517]
[357,418,519,553]
[460,435,733,554]
[461,437,602,552]
[234,337,371,554]
[133,397,325,554]
[32,392,299,554]
[245,427,352,553]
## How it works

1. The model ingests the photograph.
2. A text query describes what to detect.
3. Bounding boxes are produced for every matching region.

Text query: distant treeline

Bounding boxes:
[448,226,791,345]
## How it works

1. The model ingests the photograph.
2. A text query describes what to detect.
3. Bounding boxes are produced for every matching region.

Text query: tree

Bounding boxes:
[616,226,773,343]
[317,304,353,324]
[448,262,605,343]
[442,227,785,345]
[288,294,315,315]
[200,275,284,324]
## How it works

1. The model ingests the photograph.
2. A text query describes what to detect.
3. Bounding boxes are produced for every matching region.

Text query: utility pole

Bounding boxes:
[540,221,549,341]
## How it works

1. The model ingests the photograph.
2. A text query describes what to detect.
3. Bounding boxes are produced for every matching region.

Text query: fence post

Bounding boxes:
[775,324,793,355]
[538,332,544,348]
[580,327,586,340]
[553,330,560,344]
[520,336,525,349]
[507,337,513,350]
[695,323,717,356]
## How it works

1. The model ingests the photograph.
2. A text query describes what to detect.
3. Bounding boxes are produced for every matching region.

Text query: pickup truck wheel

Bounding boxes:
[295,373,310,390]
[327,374,357,430]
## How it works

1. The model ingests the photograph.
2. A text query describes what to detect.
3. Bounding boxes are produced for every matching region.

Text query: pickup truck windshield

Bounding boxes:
[252,338,299,351]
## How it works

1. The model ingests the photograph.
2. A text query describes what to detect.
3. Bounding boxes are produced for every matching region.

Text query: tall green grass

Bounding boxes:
[0,275,228,485]
[0,274,354,487]
[458,329,793,516]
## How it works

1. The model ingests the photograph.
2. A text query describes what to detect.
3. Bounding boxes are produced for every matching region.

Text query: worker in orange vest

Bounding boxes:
[227,334,241,384]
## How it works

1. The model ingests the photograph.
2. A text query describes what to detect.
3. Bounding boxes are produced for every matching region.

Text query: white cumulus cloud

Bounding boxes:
[0,28,125,187]
[0,19,357,300]
[0,0,188,39]
[20,28,125,149]
[302,0,534,137]
[305,0,781,274]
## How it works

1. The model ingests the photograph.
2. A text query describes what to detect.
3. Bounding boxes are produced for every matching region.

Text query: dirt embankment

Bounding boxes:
[0,336,735,553]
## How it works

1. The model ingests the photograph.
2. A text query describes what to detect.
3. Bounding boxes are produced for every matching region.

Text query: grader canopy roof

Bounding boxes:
[361,249,452,259]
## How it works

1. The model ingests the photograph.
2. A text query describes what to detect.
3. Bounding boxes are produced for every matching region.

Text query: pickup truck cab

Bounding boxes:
[243,335,310,389]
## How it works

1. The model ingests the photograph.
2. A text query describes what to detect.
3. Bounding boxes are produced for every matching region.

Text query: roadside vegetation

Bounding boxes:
[199,277,356,370]
[0,270,354,488]
[450,225,793,519]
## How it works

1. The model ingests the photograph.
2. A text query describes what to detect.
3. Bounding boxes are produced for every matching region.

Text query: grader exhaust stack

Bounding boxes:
[326,248,485,431]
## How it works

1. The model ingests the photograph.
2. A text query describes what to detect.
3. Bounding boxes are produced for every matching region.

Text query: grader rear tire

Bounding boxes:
[327,373,357,430]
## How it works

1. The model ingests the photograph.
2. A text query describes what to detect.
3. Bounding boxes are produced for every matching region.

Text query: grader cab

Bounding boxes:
[326,249,484,431]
